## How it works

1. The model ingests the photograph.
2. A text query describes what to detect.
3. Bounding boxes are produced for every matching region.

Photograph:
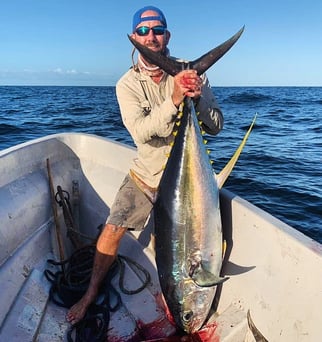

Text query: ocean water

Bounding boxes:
[0,86,321,243]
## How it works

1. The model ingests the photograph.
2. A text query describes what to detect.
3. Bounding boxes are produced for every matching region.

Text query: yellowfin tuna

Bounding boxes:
[129,27,256,333]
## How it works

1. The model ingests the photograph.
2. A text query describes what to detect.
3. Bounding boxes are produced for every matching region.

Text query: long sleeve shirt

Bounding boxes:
[116,68,223,189]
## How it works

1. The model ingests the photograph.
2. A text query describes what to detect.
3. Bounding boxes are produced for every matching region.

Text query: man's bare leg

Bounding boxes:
[66,224,127,325]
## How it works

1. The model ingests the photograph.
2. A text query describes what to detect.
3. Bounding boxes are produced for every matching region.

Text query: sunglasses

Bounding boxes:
[135,25,166,36]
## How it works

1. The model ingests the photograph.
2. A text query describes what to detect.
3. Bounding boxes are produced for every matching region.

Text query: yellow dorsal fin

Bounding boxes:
[217,114,257,189]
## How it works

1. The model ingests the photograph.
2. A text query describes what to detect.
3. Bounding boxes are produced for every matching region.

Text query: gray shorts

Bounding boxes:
[106,174,154,230]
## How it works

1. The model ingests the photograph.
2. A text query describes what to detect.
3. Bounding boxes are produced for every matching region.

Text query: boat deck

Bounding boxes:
[0,222,252,342]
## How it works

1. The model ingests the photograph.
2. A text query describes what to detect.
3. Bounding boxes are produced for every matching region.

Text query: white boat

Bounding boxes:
[1,132,321,341]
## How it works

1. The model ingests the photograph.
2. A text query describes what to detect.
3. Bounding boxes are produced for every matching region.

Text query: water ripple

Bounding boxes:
[0,85,321,243]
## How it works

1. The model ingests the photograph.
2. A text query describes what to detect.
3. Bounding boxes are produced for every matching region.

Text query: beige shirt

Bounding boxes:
[116,67,223,188]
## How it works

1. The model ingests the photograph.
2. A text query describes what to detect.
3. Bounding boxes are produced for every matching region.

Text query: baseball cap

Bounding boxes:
[132,6,167,33]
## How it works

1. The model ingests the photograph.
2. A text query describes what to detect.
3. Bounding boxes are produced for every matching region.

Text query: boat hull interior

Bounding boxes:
[1,133,321,341]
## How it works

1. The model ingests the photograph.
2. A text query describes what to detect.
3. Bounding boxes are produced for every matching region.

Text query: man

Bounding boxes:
[66,5,223,325]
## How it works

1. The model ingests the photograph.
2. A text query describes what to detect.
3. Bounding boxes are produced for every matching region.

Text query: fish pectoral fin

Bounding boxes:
[191,268,229,287]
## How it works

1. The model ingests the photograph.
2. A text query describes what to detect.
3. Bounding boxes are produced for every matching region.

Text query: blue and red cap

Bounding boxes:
[132,6,167,33]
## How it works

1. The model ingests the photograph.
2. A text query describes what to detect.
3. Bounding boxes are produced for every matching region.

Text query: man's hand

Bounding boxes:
[172,70,202,107]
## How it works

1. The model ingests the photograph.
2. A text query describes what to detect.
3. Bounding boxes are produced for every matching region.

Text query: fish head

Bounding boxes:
[171,278,216,333]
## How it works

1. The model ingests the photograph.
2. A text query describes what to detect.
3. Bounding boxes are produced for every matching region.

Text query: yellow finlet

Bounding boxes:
[222,239,227,258]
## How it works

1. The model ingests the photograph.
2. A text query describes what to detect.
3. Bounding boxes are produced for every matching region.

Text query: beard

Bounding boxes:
[142,42,168,65]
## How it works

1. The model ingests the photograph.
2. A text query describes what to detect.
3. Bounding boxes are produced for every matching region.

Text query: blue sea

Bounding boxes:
[0,86,321,243]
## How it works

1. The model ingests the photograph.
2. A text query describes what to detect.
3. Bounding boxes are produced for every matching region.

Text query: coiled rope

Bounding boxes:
[44,245,151,341]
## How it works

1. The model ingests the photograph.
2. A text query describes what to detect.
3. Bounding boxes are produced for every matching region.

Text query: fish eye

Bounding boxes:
[182,310,193,322]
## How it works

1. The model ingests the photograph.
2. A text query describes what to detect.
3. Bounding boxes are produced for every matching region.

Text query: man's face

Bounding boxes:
[131,10,170,54]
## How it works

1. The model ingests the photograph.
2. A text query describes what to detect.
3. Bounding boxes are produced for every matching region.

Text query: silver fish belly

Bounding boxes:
[154,97,225,333]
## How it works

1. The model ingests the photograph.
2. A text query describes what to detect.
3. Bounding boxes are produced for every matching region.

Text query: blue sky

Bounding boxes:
[0,0,321,86]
